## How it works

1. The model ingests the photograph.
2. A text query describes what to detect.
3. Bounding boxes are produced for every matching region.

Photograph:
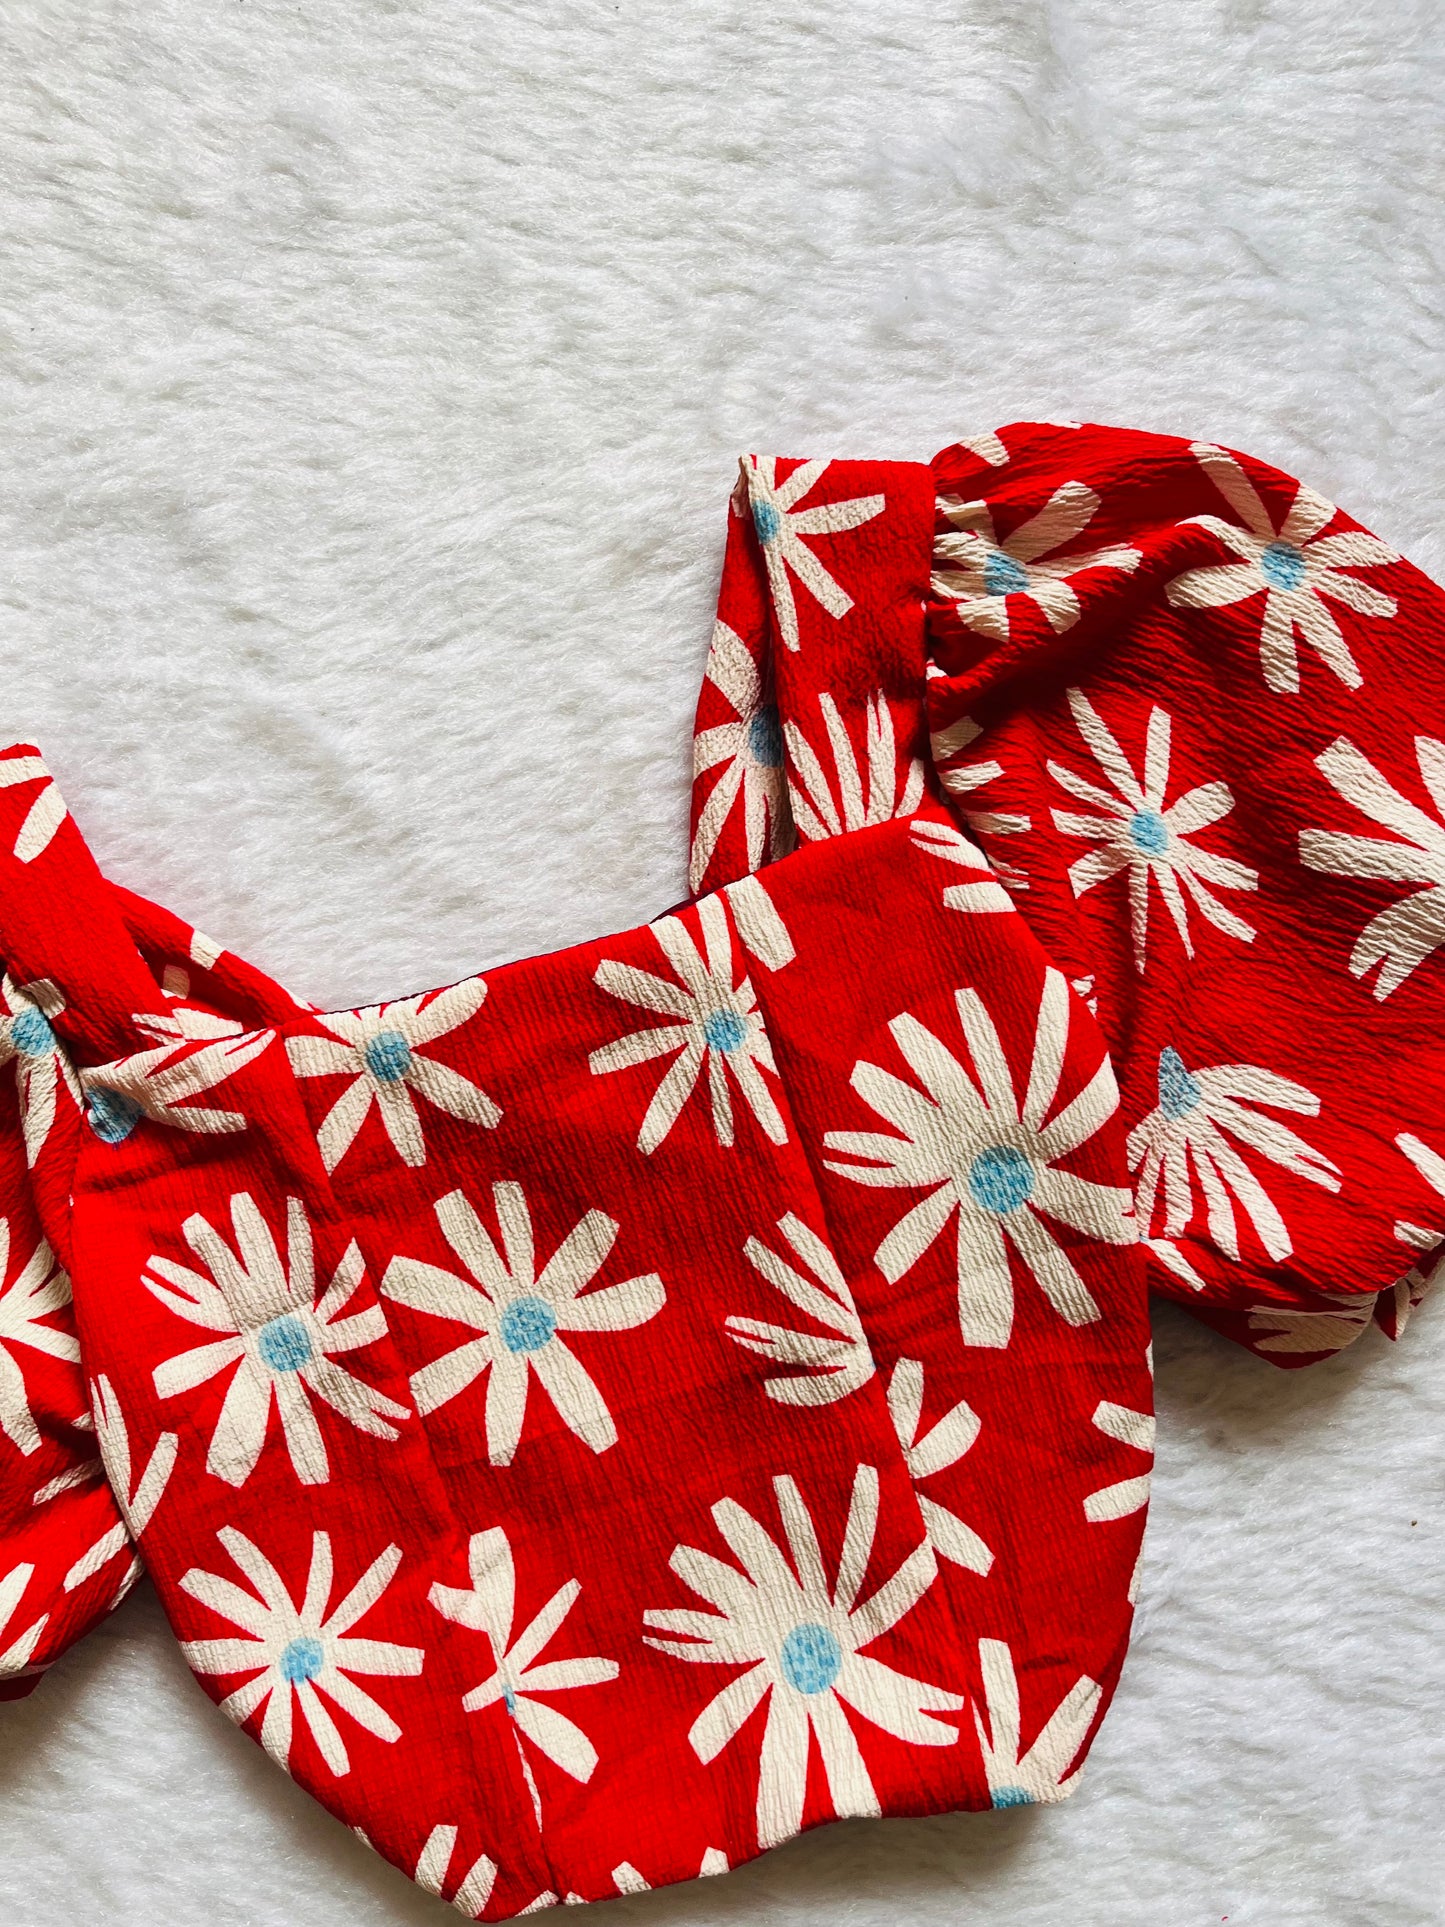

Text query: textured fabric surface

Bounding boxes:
[0,467,1156,1910]
[0,0,1442,1923]
[693,432,1445,1367]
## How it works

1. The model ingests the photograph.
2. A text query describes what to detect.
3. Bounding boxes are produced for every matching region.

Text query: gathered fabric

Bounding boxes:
[0,420,1439,1917]
[692,424,1445,1365]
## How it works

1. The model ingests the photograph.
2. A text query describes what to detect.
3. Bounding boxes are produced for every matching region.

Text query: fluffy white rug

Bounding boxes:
[1,1,1441,1922]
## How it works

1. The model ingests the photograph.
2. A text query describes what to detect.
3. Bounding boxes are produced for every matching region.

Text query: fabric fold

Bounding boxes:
[690,426,1445,1371]
[690,455,937,895]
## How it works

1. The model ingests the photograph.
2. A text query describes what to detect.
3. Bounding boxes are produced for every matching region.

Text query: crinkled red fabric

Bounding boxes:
[0,461,1150,1915]
[3,422,1440,1914]
[0,1066,132,1702]
[691,428,1445,1372]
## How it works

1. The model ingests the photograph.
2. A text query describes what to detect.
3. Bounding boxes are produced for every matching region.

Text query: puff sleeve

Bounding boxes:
[691,436,1445,1371]
[924,421,1445,1366]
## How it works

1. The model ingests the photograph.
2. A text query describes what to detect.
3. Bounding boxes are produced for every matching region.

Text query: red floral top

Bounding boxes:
[0,421,1437,1919]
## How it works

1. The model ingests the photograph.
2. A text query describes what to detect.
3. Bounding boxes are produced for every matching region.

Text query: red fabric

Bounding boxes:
[5,422,1439,1913]
[0,609,1150,1915]
[0,760,168,1697]
[0,1043,132,1700]
[691,429,1445,1373]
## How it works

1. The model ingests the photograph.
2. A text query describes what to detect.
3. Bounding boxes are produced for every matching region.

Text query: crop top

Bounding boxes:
[1,419,1440,1919]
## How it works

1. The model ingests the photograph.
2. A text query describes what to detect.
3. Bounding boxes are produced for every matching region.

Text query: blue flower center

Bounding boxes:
[502,1684,518,1714]
[363,1028,413,1083]
[1157,1046,1203,1120]
[279,1634,325,1684]
[747,705,783,768]
[500,1295,556,1355]
[1128,809,1170,856]
[1259,539,1306,591]
[751,499,782,546]
[779,1622,842,1695]
[991,1785,1036,1809]
[967,1144,1035,1215]
[257,1313,315,1373]
[703,1009,748,1054]
[86,1086,143,1144]
[982,550,1030,596]
[10,1007,55,1057]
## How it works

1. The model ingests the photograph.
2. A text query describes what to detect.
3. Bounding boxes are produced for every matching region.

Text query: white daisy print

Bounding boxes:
[82,1008,276,1140]
[152,926,229,1002]
[741,455,886,652]
[0,1561,46,1680]
[287,980,498,1172]
[1396,1129,1445,1232]
[1083,1395,1153,1523]
[644,1463,961,1850]
[971,1638,1101,1807]
[1127,1049,1339,1265]
[0,975,80,1166]
[944,423,1082,472]
[411,1824,497,1919]
[725,1213,874,1407]
[1392,1131,1445,1334]
[430,1527,618,1788]
[596,1849,730,1900]
[1299,735,1445,1000]
[930,713,1030,888]
[609,1863,650,1897]
[1165,442,1398,694]
[30,1457,103,1509]
[932,481,1140,641]
[885,1358,992,1575]
[0,1221,78,1457]
[145,1192,408,1488]
[784,692,924,844]
[825,970,1134,1350]
[1140,1234,1208,1293]
[909,820,1014,915]
[690,620,792,891]
[1365,1137,1445,1347]
[0,750,67,863]
[189,925,224,969]
[590,894,786,1155]
[1245,1299,1375,1358]
[63,1375,178,1596]
[380,1182,664,1465]
[1371,1264,1433,1345]
[953,430,1010,468]
[721,874,796,973]
[181,1527,423,1776]
[1049,688,1257,969]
